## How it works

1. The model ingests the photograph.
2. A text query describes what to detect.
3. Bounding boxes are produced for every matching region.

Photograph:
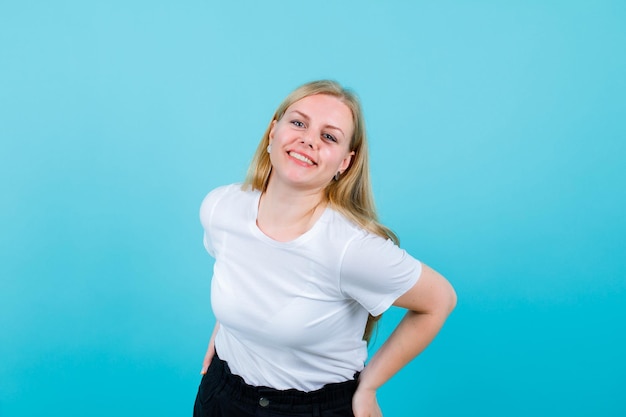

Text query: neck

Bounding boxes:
[256,180,327,242]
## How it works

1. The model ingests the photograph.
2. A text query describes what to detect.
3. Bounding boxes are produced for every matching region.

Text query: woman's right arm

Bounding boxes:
[201,322,220,374]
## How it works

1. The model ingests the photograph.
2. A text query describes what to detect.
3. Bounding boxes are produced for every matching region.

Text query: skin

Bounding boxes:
[352,265,456,416]
[257,94,355,241]
[200,94,457,416]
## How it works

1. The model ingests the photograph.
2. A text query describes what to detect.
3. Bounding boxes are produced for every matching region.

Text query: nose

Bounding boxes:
[301,130,318,148]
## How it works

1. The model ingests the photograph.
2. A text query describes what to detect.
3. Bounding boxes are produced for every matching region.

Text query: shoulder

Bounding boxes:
[200,183,257,206]
[202,183,243,200]
[333,213,422,315]
[325,209,421,280]
[199,183,257,224]
[323,208,388,251]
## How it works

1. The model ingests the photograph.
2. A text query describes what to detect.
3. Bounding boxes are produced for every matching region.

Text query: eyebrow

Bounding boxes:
[289,110,346,137]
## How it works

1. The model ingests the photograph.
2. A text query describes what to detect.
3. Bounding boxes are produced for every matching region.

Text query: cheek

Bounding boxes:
[327,151,351,170]
[320,149,339,163]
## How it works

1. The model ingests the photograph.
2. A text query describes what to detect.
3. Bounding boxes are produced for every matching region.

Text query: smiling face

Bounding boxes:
[267,94,355,192]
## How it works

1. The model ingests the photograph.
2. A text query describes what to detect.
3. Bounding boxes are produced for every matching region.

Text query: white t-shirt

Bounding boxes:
[200,184,422,391]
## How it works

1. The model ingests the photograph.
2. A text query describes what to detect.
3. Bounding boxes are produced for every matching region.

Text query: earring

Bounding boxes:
[334,172,340,181]
[267,143,272,154]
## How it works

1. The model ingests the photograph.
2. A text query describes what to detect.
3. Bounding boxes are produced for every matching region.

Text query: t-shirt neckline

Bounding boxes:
[248,189,330,247]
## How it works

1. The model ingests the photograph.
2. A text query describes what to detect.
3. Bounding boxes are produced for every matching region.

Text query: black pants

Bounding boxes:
[193,354,358,417]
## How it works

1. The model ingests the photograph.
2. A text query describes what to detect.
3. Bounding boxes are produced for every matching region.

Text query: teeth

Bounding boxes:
[289,152,314,165]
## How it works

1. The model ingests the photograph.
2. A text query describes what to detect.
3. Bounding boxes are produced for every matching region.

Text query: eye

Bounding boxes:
[291,120,305,128]
[322,133,337,143]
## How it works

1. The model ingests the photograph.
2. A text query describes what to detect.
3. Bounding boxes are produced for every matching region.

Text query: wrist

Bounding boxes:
[356,376,379,393]
[357,368,381,392]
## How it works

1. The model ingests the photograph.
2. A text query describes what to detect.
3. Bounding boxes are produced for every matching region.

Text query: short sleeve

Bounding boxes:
[340,234,422,316]
[199,185,232,257]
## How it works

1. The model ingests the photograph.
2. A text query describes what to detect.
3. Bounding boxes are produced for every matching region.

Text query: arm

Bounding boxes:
[200,322,220,375]
[352,264,457,417]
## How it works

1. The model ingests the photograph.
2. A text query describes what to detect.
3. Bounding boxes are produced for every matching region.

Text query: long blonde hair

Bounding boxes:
[243,80,398,342]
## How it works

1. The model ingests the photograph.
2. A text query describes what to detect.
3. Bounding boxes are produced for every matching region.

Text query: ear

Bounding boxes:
[268,120,277,143]
[339,150,355,174]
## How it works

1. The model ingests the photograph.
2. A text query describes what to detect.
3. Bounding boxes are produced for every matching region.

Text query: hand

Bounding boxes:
[201,323,220,375]
[200,344,215,375]
[352,386,382,417]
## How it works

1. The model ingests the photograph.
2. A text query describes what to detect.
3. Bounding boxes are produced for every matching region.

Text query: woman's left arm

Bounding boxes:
[352,264,457,417]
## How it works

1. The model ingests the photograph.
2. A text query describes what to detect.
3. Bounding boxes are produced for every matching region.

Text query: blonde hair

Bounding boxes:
[244,80,398,342]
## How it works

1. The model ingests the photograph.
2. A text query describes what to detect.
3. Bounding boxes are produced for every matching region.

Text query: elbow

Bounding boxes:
[440,280,457,316]
[447,285,457,314]
[426,280,457,318]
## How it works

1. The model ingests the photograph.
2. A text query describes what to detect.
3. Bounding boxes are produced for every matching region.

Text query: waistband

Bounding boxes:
[208,353,359,411]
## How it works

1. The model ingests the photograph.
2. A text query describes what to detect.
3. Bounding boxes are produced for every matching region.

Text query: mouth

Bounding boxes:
[288,151,316,166]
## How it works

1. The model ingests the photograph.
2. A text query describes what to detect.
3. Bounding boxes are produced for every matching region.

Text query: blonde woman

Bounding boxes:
[194,80,456,417]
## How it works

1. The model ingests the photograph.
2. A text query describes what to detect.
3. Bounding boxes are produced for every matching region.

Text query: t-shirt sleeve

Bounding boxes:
[199,185,232,257]
[339,233,422,316]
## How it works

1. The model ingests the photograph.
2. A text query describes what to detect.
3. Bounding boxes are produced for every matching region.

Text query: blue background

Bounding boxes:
[1,1,625,416]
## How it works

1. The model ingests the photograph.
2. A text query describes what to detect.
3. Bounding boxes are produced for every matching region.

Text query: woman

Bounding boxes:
[194,80,457,417]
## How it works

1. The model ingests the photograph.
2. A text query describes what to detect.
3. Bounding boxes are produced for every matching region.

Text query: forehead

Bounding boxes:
[286,94,354,130]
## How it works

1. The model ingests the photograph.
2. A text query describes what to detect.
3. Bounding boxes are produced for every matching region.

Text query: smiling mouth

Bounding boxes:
[288,151,315,165]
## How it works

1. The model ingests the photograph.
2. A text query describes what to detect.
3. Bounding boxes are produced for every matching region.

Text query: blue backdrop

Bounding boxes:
[1,1,624,416]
